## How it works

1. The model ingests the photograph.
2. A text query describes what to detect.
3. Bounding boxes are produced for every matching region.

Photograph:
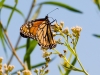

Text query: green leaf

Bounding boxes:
[25,38,31,70]
[38,1,82,13]
[0,0,5,8]
[6,0,18,29]
[93,34,100,38]
[16,44,26,50]
[3,4,25,19]
[24,40,38,62]
[0,22,7,56]
[0,35,7,54]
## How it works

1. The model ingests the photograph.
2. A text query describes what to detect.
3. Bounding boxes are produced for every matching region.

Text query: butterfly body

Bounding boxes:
[20,15,56,49]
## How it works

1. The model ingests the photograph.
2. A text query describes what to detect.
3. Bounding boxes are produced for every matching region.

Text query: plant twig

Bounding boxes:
[7,36,21,65]
[76,55,89,75]
[7,0,36,65]
[0,22,27,70]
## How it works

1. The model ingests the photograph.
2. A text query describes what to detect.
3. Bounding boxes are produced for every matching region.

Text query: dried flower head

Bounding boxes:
[52,32,56,36]
[42,51,52,58]
[41,47,48,50]
[63,50,67,53]
[53,23,60,32]
[71,26,82,37]
[62,27,69,35]
[17,71,21,75]
[56,38,63,45]
[4,64,7,69]
[60,21,64,28]
[0,57,3,63]
[45,63,48,68]
[59,54,63,58]
[4,68,8,73]
[23,70,32,75]
[34,69,38,73]
[40,69,43,73]
[0,69,3,75]
[0,64,2,70]
[45,69,49,74]
[8,65,14,71]
[45,57,51,63]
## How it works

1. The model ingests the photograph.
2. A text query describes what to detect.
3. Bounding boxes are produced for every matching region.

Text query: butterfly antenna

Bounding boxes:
[47,8,59,16]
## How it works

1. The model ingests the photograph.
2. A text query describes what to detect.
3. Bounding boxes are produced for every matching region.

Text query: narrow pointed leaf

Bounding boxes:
[0,22,7,56]
[16,44,26,50]
[3,4,25,19]
[25,38,31,70]
[93,34,100,38]
[39,1,82,13]
[6,1,18,29]
[24,40,37,62]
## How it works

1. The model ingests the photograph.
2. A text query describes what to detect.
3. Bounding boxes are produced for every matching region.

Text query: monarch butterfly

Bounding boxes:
[20,15,56,49]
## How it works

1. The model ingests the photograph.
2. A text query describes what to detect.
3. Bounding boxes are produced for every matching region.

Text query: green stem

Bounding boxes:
[56,25,89,75]
[58,29,76,56]
[76,55,89,75]
[53,49,82,71]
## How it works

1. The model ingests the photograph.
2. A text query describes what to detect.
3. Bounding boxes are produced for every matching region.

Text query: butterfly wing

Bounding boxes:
[20,16,56,49]
[36,20,56,49]
[20,20,44,39]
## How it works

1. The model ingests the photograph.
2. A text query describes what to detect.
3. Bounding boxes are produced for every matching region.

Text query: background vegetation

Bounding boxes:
[0,0,100,75]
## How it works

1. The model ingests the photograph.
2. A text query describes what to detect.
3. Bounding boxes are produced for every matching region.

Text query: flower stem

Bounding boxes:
[76,55,89,75]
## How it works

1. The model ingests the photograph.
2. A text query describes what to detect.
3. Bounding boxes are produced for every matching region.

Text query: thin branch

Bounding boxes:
[7,0,36,65]
[0,21,27,70]
[7,36,21,65]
